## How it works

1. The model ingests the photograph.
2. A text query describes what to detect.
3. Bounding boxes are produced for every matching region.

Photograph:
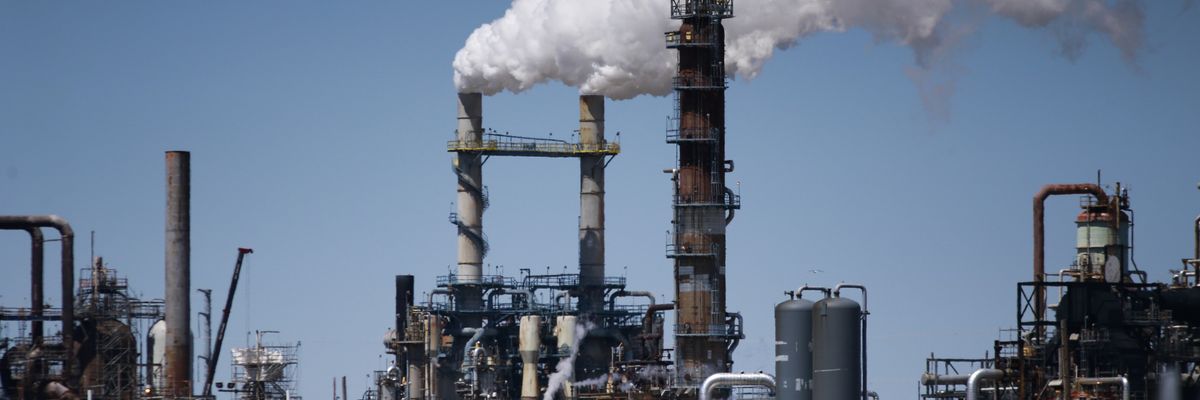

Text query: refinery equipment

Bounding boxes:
[0,151,215,400]
[375,1,871,399]
[918,183,1200,399]
[215,331,300,400]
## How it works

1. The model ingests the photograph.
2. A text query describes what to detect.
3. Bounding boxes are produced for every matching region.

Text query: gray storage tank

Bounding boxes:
[776,296,815,400]
[812,295,861,400]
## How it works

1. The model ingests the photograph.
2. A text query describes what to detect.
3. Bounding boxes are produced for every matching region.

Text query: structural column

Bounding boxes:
[164,150,193,397]
[578,95,606,312]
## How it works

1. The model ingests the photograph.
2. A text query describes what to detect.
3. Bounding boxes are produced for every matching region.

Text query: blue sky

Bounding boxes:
[1,2,1198,399]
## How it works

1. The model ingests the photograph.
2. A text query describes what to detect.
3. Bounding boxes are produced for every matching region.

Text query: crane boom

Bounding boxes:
[202,247,253,397]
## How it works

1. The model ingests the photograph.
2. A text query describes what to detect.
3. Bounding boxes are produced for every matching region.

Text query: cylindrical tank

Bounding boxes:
[519,315,542,400]
[812,296,861,400]
[1075,207,1130,282]
[555,316,578,398]
[146,319,168,393]
[776,298,814,400]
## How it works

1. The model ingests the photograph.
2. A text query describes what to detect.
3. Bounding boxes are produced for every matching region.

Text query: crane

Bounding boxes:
[202,247,253,397]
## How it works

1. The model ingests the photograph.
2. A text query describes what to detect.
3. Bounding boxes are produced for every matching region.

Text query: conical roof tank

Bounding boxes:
[776,297,814,400]
[813,296,861,400]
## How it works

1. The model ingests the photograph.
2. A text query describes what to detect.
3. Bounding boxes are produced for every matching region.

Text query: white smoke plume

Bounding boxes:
[542,320,595,400]
[453,0,1146,101]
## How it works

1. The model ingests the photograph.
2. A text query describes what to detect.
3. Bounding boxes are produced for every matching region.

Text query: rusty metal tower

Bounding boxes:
[664,0,742,388]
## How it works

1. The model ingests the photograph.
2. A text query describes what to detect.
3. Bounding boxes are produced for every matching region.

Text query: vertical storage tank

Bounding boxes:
[776,296,814,400]
[812,295,861,400]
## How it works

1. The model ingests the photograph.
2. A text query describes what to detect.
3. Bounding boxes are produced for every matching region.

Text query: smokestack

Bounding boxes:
[164,150,192,397]
[578,95,605,312]
[454,93,485,313]
[519,315,541,400]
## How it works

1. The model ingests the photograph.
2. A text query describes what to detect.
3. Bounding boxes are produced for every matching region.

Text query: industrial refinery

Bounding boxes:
[2,1,1197,400]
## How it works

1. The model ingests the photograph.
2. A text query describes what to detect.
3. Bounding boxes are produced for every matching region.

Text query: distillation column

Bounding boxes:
[578,95,606,313]
[454,93,486,313]
[667,0,736,387]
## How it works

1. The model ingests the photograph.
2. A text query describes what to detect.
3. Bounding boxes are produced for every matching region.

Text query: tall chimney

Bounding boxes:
[164,150,193,397]
[578,95,606,312]
[454,93,485,314]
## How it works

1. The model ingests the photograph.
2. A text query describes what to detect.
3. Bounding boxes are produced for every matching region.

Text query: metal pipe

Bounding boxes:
[460,327,492,372]
[920,373,970,386]
[607,290,655,310]
[1033,184,1108,341]
[0,215,75,382]
[164,150,193,397]
[965,369,1004,400]
[487,288,534,310]
[1076,376,1129,400]
[28,227,44,345]
[834,284,868,400]
[724,187,736,225]
[794,285,830,299]
[579,94,606,312]
[698,372,776,400]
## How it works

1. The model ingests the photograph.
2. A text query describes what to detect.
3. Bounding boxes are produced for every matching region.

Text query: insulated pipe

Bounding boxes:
[579,94,606,312]
[643,303,674,330]
[455,92,485,311]
[920,373,970,386]
[1033,184,1108,341]
[164,151,193,397]
[834,284,869,400]
[607,290,655,310]
[0,215,75,381]
[698,372,776,400]
[1076,376,1129,400]
[965,369,1004,400]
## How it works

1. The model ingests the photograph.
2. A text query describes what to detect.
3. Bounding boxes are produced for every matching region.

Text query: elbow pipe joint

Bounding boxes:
[0,215,75,382]
[1076,376,1129,400]
[795,285,831,299]
[607,290,656,310]
[833,284,868,313]
[698,372,776,400]
[965,369,1005,400]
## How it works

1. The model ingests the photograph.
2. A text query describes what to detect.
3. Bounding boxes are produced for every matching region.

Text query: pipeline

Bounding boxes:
[920,373,970,386]
[724,187,736,226]
[840,282,868,398]
[1033,184,1108,341]
[607,290,655,310]
[0,215,75,383]
[1076,376,1129,400]
[0,227,46,345]
[698,372,776,400]
[794,285,831,299]
[487,288,534,310]
[965,369,1005,400]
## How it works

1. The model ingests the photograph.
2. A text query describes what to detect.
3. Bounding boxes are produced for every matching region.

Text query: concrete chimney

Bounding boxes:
[578,95,606,312]
[164,150,192,397]
[455,93,485,312]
